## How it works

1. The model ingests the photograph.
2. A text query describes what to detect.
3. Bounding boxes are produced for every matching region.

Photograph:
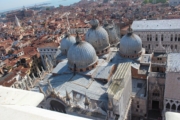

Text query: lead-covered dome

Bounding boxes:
[67,33,98,72]
[85,19,110,56]
[60,33,76,55]
[119,30,142,58]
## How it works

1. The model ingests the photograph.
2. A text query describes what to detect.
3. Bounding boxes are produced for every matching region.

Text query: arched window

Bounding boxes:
[172,104,176,111]
[166,103,170,110]
[150,34,152,41]
[161,34,163,41]
[175,45,177,49]
[171,34,173,41]
[177,105,180,112]
[175,34,177,41]
[147,34,149,41]
[156,34,158,41]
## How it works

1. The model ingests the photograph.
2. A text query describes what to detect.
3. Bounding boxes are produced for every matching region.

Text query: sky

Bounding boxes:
[0,0,49,12]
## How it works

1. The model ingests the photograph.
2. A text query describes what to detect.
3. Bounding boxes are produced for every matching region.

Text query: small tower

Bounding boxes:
[66,90,71,105]
[84,94,90,109]
[15,15,21,27]
[36,66,42,79]
[108,100,113,118]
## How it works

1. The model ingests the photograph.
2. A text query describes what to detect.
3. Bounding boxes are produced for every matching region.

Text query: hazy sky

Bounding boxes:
[0,0,48,12]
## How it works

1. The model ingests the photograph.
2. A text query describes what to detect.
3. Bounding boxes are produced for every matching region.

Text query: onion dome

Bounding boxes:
[85,19,110,56]
[60,32,76,55]
[103,20,120,46]
[67,32,98,72]
[119,27,142,58]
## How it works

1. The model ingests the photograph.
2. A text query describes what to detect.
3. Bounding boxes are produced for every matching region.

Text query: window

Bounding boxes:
[150,34,152,41]
[171,45,173,50]
[166,103,170,109]
[137,105,139,108]
[175,34,177,41]
[175,45,177,49]
[156,34,158,41]
[161,34,163,41]
[171,34,173,41]
[172,104,176,111]
[147,34,149,41]
[157,67,159,72]
[178,105,180,111]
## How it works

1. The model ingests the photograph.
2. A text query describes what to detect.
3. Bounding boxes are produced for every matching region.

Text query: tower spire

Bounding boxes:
[15,15,21,27]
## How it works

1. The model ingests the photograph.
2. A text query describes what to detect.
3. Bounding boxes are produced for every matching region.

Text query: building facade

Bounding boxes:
[169,0,180,6]
[132,19,180,54]
[164,53,180,114]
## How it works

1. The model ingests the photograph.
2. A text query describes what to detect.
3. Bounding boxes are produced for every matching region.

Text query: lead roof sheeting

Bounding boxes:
[57,80,107,101]
[69,74,93,88]
[93,62,114,80]
[107,63,131,95]
[52,60,71,74]
[132,19,180,31]
[112,62,131,80]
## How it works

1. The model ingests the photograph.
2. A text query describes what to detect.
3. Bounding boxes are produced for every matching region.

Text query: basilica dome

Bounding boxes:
[60,33,76,55]
[67,33,98,72]
[85,19,110,56]
[119,30,142,58]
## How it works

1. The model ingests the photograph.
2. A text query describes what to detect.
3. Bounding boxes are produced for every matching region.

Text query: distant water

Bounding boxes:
[0,0,80,13]
[47,0,81,7]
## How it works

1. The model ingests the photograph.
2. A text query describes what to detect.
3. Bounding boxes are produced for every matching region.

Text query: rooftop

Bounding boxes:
[132,19,180,31]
